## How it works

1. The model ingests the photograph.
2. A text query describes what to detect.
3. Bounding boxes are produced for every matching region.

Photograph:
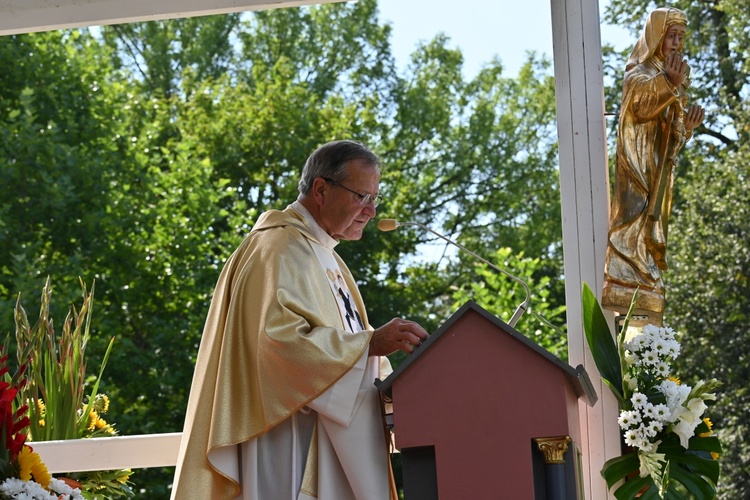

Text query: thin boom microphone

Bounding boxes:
[377,218,531,327]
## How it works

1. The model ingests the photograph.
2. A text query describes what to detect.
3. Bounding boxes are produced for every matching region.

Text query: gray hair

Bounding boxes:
[298,140,381,195]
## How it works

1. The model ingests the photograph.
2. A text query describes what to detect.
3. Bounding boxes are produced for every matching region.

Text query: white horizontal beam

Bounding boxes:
[31,433,182,473]
[0,0,343,36]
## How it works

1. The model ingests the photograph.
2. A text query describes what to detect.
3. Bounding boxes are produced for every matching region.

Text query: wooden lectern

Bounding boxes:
[376,301,597,500]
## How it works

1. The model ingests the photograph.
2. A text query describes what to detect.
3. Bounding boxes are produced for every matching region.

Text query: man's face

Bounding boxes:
[318,158,380,241]
[661,24,686,58]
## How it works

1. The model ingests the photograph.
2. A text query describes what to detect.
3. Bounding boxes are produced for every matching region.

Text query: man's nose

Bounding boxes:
[362,203,376,217]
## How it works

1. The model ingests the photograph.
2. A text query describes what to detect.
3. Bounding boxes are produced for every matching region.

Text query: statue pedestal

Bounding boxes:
[602,281,664,326]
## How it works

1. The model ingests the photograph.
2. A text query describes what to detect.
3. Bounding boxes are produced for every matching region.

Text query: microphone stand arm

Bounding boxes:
[396,221,531,327]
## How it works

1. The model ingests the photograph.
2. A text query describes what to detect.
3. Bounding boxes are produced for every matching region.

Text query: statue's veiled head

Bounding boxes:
[626,7,688,70]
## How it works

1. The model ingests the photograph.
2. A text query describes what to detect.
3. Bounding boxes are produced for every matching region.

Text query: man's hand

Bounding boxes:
[369,318,429,356]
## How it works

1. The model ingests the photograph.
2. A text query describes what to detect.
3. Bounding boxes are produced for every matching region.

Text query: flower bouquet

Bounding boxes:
[582,283,722,499]
[0,344,84,499]
[6,277,134,498]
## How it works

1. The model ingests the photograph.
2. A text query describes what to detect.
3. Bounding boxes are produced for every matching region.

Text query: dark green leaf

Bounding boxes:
[602,451,640,488]
[582,282,623,401]
[686,435,722,455]
[669,465,717,499]
[613,474,652,500]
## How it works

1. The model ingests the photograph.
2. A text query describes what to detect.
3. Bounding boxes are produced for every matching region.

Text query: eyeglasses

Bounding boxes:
[322,177,383,207]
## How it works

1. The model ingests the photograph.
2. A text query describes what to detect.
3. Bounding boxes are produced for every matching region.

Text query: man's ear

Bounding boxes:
[311,177,328,206]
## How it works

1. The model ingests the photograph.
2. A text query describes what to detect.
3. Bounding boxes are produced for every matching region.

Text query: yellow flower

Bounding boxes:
[95,416,115,434]
[35,399,46,427]
[117,470,133,484]
[32,459,52,488]
[18,446,36,481]
[85,412,115,435]
[699,418,721,460]
[668,376,681,385]
[17,446,52,488]
[93,394,110,413]
[87,410,99,431]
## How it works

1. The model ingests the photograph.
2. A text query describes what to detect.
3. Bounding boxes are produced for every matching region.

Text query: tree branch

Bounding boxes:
[696,124,734,147]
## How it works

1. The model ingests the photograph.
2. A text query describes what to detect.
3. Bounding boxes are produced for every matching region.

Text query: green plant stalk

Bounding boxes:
[13,277,114,442]
[617,289,640,404]
[37,280,89,441]
[78,336,115,438]
[13,283,46,441]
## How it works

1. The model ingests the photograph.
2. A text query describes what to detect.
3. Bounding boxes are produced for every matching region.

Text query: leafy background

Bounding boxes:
[1,0,748,496]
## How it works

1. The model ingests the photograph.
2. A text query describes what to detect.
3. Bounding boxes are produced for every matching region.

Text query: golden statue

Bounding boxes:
[602,7,705,325]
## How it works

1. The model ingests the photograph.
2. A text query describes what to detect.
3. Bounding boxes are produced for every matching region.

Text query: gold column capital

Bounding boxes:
[534,435,571,464]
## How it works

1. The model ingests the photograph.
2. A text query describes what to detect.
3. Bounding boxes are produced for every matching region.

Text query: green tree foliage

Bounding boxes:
[101,15,242,97]
[451,247,567,359]
[0,1,564,495]
[0,29,132,308]
[603,1,750,496]
[376,45,562,333]
[668,142,750,498]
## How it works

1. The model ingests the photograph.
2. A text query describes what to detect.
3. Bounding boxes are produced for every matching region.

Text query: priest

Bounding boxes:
[171,140,429,499]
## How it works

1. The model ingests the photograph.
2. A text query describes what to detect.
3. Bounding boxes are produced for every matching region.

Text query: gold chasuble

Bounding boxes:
[171,204,396,500]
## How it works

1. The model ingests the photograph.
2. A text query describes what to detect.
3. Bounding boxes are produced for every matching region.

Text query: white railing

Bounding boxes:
[32,431,398,474]
[31,433,182,473]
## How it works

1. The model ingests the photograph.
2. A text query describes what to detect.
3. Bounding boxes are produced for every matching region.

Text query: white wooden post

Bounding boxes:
[549,0,620,498]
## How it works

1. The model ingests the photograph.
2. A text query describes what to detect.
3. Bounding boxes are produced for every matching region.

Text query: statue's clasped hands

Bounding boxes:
[664,51,689,88]
[664,52,705,131]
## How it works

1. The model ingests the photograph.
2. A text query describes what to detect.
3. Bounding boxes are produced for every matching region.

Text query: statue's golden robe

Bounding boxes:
[171,206,395,499]
[602,8,692,323]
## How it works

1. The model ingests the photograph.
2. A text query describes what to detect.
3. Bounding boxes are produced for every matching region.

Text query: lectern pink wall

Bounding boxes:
[376,301,597,500]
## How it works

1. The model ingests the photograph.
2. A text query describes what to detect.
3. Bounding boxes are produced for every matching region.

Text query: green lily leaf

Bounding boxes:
[602,452,640,489]
[660,433,721,485]
[612,473,651,499]
[663,487,690,500]
[582,282,624,402]
[603,436,720,499]
[669,465,716,499]
[685,435,722,455]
